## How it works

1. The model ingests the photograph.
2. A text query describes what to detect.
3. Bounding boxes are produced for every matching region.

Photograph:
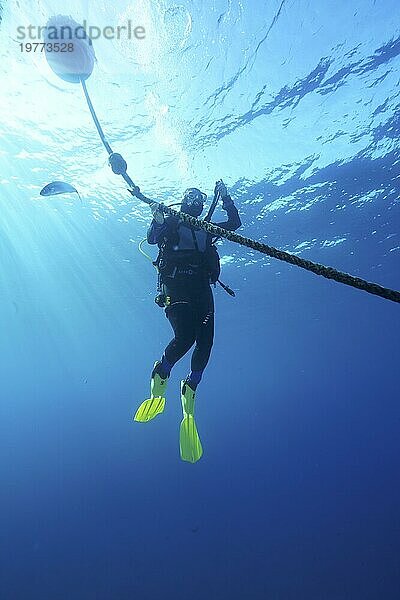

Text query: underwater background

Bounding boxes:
[0,1,399,598]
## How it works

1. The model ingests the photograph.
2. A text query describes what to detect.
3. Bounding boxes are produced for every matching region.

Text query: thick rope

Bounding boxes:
[129,190,400,305]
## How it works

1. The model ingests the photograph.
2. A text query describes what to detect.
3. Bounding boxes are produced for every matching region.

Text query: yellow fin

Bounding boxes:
[180,415,203,463]
[134,397,165,423]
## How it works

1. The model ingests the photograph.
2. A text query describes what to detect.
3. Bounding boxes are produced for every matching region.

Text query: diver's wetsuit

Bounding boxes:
[147,198,241,385]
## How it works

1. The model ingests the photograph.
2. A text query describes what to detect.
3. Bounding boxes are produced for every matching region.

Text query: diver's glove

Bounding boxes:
[214,179,228,199]
[215,179,234,209]
[150,202,165,225]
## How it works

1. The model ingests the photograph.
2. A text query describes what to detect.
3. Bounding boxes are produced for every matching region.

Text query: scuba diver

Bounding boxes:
[134,181,241,463]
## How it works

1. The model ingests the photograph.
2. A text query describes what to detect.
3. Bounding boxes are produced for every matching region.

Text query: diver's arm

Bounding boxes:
[147,220,168,245]
[146,204,181,245]
[147,202,167,244]
[211,180,241,231]
[214,195,242,231]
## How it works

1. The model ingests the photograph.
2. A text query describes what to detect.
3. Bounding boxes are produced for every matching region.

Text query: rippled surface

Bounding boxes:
[1,1,399,261]
[1,2,399,598]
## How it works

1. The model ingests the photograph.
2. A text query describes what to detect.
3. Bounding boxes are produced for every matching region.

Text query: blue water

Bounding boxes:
[1,1,400,598]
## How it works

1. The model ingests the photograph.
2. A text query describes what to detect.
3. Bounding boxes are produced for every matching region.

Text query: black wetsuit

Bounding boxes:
[147,198,241,379]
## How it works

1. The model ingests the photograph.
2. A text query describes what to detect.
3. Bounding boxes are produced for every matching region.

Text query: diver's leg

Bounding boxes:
[135,298,196,423]
[186,287,215,390]
[163,301,197,368]
[152,355,173,380]
[179,289,211,461]
[152,279,196,379]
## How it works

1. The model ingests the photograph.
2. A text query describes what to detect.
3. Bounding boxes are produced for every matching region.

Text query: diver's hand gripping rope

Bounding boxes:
[80,79,400,305]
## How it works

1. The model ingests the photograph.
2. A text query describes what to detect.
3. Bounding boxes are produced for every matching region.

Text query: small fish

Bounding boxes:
[40,181,81,202]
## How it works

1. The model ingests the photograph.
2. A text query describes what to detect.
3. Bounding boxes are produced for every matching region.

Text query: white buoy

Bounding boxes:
[44,15,96,84]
